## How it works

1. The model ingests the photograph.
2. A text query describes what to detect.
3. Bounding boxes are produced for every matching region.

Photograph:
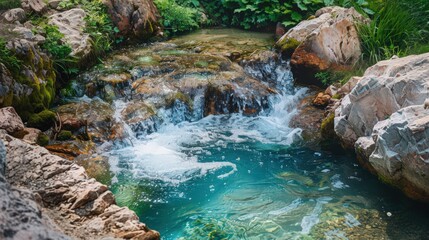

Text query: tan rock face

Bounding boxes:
[277,7,368,85]
[368,106,429,201]
[335,53,429,148]
[0,131,159,239]
[49,8,92,59]
[0,107,25,135]
[21,0,47,13]
[333,53,429,201]
[103,0,161,39]
[1,8,26,23]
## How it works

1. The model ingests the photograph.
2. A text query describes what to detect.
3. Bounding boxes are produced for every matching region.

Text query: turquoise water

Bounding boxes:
[107,111,429,239]
[83,29,429,239]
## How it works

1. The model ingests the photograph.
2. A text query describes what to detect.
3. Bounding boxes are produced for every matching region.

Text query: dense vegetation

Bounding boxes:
[0,0,20,10]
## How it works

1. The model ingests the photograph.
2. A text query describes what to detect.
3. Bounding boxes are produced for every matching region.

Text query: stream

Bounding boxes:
[64,29,429,239]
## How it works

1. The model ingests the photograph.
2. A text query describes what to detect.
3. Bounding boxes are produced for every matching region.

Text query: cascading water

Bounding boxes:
[65,29,429,239]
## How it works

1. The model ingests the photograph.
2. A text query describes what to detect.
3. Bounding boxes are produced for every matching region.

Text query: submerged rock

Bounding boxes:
[276,7,368,85]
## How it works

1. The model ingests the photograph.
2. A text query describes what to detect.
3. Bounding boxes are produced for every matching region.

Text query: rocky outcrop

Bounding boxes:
[0,34,56,121]
[364,106,429,201]
[335,53,429,148]
[1,8,26,23]
[0,107,159,239]
[103,0,161,39]
[276,7,368,85]
[49,8,92,59]
[21,0,47,13]
[0,107,24,135]
[334,53,429,201]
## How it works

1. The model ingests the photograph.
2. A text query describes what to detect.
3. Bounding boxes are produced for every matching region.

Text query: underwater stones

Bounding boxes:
[0,107,25,135]
[49,8,92,59]
[103,0,161,39]
[0,131,159,239]
[99,73,132,84]
[277,7,368,85]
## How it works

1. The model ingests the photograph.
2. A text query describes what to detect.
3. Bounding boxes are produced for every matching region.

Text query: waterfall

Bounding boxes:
[105,57,308,184]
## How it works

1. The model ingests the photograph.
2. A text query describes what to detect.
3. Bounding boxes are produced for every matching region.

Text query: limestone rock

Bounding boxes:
[277,7,368,85]
[0,131,159,239]
[21,0,47,13]
[1,8,26,23]
[49,8,92,59]
[369,106,429,201]
[0,107,25,134]
[103,0,161,39]
[4,38,56,120]
[335,53,429,148]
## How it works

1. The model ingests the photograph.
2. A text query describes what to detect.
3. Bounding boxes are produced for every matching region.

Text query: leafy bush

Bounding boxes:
[0,0,20,10]
[40,24,79,75]
[154,0,201,35]
[0,38,22,74]
[357,0,421,65]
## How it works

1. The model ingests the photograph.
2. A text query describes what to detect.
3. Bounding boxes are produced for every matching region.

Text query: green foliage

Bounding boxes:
[324,0,377,15]
[80,0,116,58]
[315,68,363,86]
[37,133,50,146]
[0,38,22,74]
[358,0,420,64]
[57,130,73,141]
[27,110,57,131]
[154,0,201,35]
[0,0,20,10]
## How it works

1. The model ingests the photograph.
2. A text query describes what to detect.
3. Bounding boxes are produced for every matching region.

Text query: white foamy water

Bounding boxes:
[105,60,308,185]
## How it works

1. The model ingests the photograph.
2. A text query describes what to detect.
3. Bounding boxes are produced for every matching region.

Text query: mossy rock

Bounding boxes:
[57,130,73,141]
[27,110,56,131]
[36,133,49,146]
[321,112,337,140]
[277,37,301,57]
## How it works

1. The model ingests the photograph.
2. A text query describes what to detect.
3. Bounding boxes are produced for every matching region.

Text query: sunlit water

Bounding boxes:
[78,29,429,239]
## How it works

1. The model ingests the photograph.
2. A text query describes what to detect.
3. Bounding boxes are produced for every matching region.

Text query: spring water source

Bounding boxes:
[69,29,429,239]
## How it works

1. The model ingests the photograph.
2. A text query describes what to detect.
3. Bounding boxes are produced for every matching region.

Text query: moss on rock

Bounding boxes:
[57,130,73,141]
[36,133,49,146]
[27,110,56,131]
[321,112,337,140]
[277,37,301,57]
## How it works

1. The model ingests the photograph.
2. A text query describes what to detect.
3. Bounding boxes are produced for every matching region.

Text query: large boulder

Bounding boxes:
[21,0,47,13]
[334,53,429,201]
[0,130,160,239]
[335,53,429,148]
[276,7,368,85]
[363,106,429,201]
[0,107,25,135]
[48,8,92,59]
[103,0,161,39]
[1,8,26,23]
